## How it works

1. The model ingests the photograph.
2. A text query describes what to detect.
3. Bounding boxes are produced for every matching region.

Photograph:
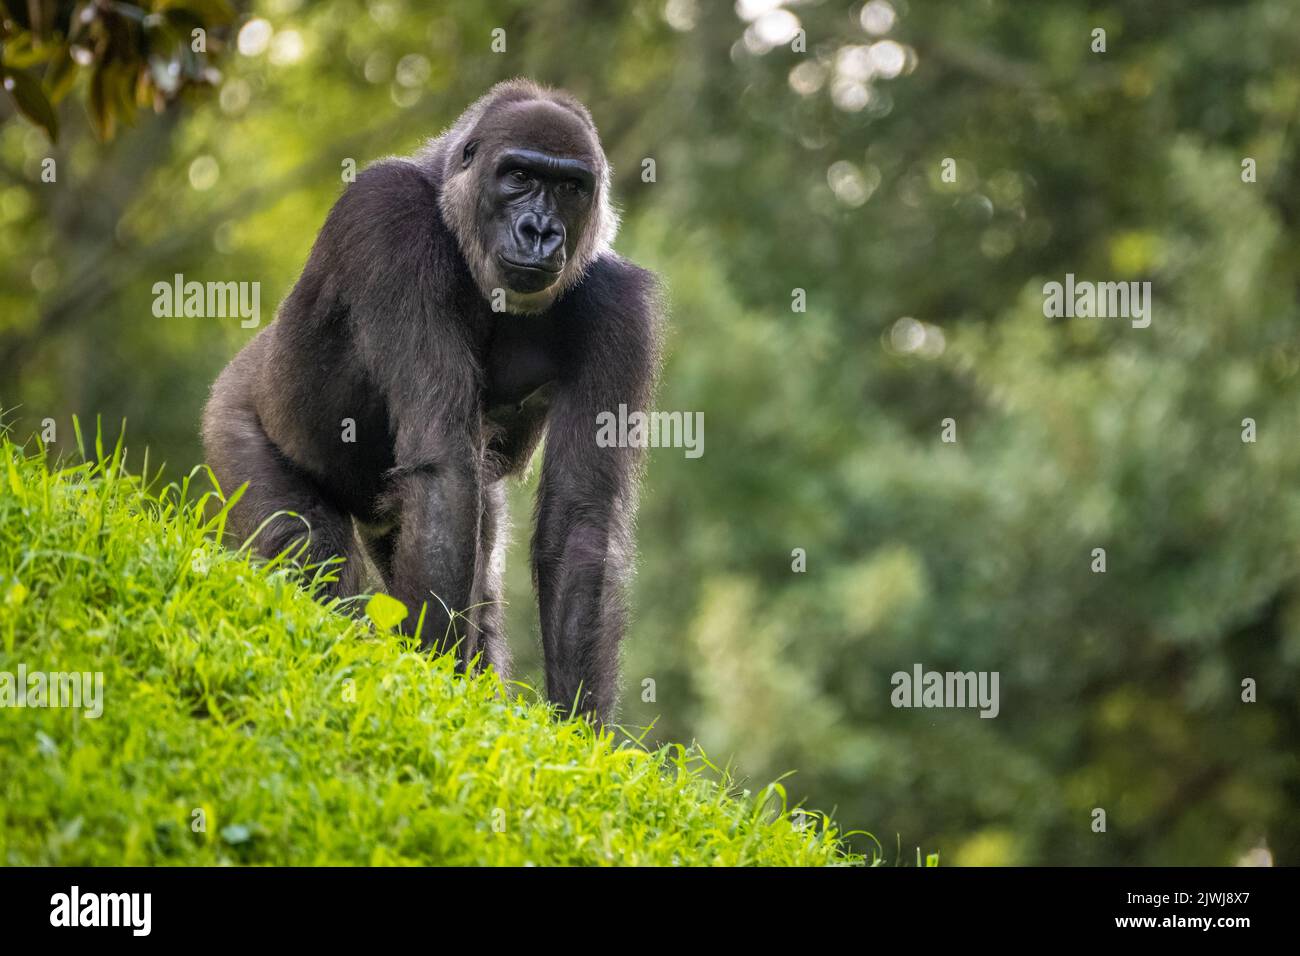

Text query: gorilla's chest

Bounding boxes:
[483,315,560,412]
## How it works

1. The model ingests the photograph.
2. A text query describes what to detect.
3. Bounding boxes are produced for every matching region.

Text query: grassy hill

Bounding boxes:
[0,425,863,866]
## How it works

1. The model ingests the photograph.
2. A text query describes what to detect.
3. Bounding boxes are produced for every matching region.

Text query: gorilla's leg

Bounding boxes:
[469,480,511,679]
[202,373,365,600]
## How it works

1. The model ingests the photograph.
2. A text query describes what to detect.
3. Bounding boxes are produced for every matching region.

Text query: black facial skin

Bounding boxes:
[488,148,595,293]
[202,84,662,725]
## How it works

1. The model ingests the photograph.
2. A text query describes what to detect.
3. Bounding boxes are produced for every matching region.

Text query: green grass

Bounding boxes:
[0,423,865,866]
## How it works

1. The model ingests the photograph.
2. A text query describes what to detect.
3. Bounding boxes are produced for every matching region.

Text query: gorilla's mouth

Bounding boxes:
[498,254,563,294]
[499,255,562,276]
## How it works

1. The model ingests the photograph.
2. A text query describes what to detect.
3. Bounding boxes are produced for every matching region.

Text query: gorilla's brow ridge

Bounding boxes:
[496,149,596,187]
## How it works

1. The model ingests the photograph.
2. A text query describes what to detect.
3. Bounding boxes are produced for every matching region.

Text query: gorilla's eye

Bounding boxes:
[508,169,533,186]
[558,179,586,197]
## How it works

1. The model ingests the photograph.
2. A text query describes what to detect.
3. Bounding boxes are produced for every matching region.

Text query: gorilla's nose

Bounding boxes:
[514,213,566,267]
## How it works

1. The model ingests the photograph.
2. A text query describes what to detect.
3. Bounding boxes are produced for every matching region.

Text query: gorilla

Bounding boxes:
[202,79,662,722]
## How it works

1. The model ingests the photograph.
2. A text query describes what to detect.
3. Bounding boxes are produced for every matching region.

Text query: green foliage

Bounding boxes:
[0,0,237,142]
[0,425,862,866]
[612,1,1300,866]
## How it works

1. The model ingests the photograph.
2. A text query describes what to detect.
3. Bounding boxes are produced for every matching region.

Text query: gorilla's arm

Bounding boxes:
[533,256,662,721]
[311,159,485,654]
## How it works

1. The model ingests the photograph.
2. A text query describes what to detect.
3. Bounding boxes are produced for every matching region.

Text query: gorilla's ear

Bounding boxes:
[461,140,480,169]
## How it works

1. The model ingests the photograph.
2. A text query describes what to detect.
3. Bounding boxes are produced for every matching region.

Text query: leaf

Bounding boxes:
[0,34,55,69]
[366,593,409,631]
[43,44,80,104]
[60,816,84,842]
[2,67,58,141]
[88,62,115,141]
[5,581,28,608]
[107,61,139,126]
[6,451,22,497]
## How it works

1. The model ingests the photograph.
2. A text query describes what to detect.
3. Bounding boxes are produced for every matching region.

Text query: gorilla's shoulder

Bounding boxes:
[318,159,447,266]
[336,159,438,220]
[562,254,665,365]
[573,253,663,311]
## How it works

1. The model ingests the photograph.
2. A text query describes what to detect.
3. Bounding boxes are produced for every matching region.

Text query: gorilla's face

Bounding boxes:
[441,91,615,314]
[478,145,595,295]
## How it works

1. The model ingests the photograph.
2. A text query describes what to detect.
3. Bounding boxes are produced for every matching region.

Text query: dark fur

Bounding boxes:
[202,80,662,721]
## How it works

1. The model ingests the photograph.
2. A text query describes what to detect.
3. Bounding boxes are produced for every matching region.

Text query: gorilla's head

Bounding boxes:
[435,79,618,314]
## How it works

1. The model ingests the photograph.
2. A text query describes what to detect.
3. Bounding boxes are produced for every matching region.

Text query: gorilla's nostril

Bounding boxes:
[513,213,565,264]
[540,233,564,259]
[514,213,545,253]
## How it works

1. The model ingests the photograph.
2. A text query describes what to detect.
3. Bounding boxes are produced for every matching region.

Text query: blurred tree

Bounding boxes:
[0,0,239,142]
[613,0,1300,865]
